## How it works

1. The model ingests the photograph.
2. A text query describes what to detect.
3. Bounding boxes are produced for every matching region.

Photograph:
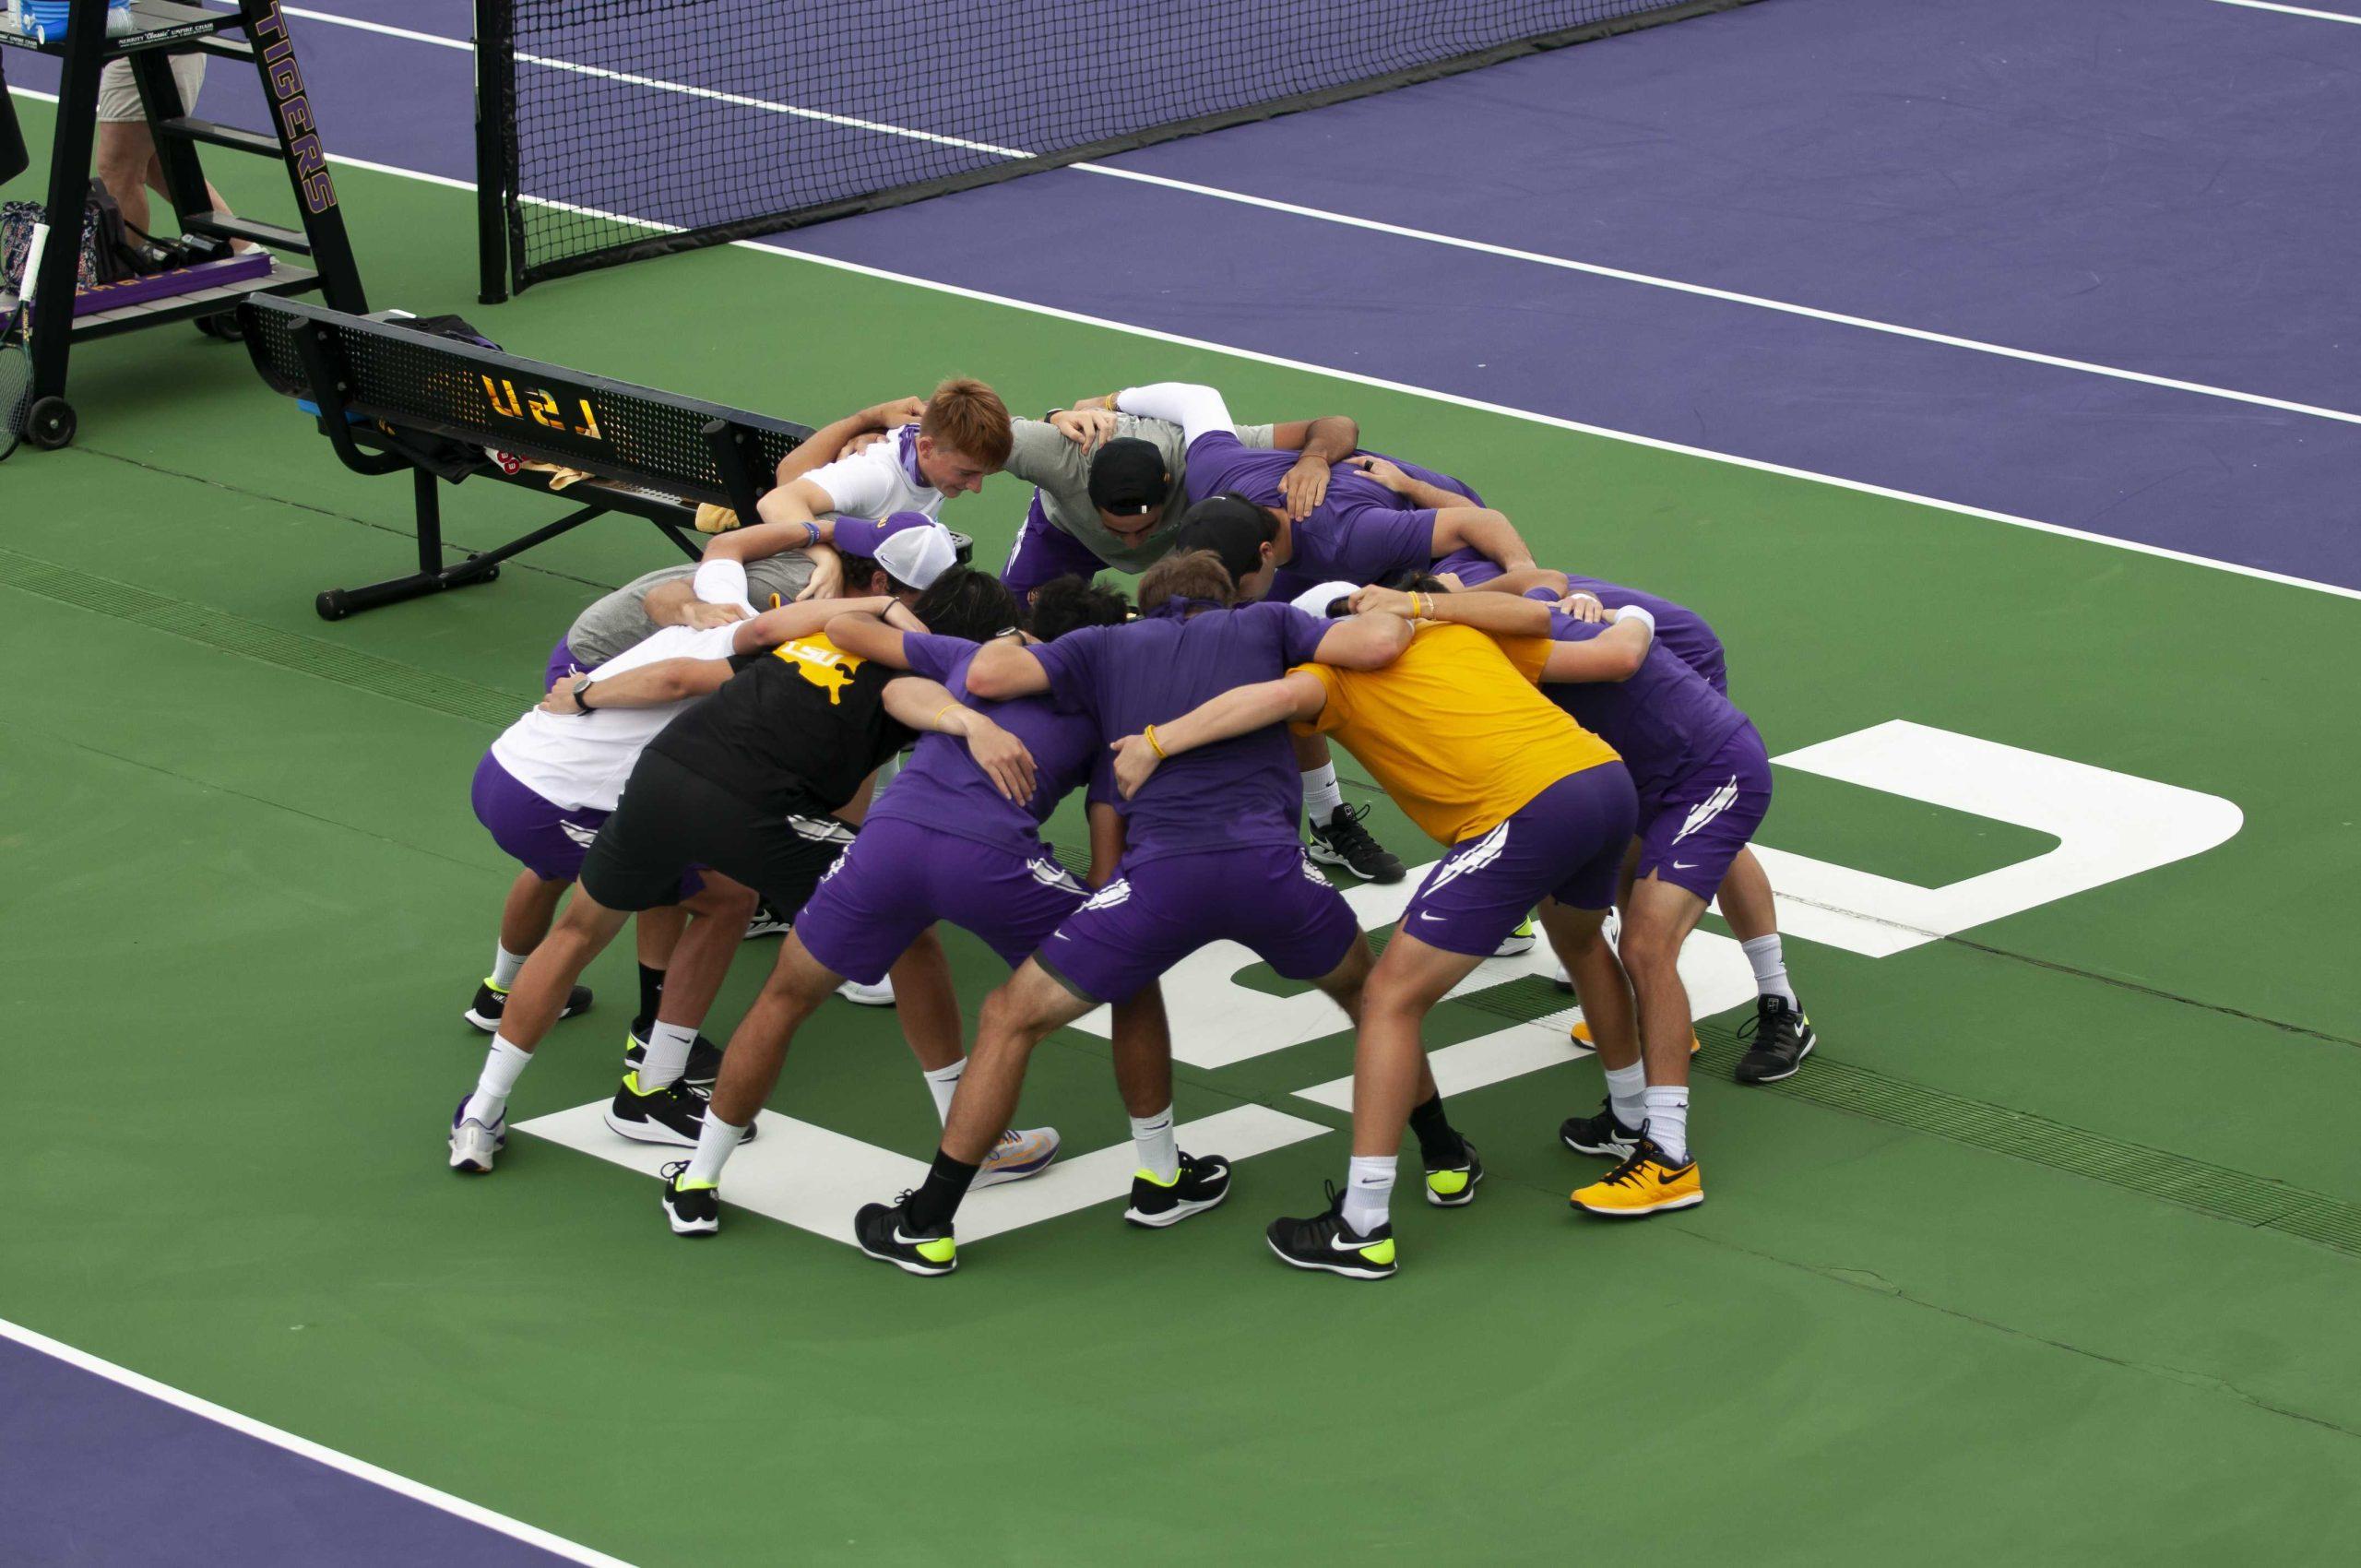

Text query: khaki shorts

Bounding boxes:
[97,53,206,124]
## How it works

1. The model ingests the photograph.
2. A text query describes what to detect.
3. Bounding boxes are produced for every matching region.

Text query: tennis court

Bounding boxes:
[5,1,2359,1562]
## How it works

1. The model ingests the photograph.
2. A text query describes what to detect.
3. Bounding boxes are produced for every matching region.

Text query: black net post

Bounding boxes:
[473,0,514,303]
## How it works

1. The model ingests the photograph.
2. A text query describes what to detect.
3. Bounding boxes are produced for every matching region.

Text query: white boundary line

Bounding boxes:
[2209,0,2361,23]
[0,1315,640,1568]
[6,81,2356,603]
[258,6,2361,430]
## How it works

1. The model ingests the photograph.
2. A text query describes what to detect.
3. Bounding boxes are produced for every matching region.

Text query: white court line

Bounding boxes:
[0,1315,639,1568]
[265,6,2361,430]
[6,81,2355,604]
[2209,0,2361,24]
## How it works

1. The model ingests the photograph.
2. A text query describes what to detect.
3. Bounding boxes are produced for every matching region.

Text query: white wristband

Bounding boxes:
[1612,604,1657,634]
[693,556,752,612]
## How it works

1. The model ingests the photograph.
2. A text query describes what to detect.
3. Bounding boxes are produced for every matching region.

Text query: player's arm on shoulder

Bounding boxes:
[1463,565,1569,598]
[775,396,924,487]
[1107,671,1328,800]
[963,638,1053,700]
[1541,608,1655,683]
[1355,584,1549,637]
[1429,506,1536,573]
[1311,609,1414,670]
[1267,414,1359,457]
[644,577,748,629]
[737,595,896,655]
[882,677,1038,803]
[541,656,730,714]
[815,600,918,667]
[1114,382,1234,449]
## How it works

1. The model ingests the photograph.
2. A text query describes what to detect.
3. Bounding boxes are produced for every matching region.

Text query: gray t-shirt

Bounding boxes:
[564,555,815,666]
[1003,414,1276,576]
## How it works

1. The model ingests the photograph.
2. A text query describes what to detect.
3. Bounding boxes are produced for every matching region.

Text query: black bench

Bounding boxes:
[237,298,815,621]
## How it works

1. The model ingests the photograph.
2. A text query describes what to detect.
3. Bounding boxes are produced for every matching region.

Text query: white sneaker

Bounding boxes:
[1551,955,1572,993]
[973,1125,1060,1189]
[836,975,895,1006]
[448,1098,504,1173]
[1493,916,1536,958]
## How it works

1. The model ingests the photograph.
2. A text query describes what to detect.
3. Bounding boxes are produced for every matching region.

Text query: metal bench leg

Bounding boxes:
[314,469,501,620]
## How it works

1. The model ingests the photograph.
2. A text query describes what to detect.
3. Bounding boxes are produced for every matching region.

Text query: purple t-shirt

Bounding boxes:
[1439,551,1728,693]
[1027,600,1332,864]
[1534,597,1750,803]
[1184,432,1439,597]
[867,633,1104,857]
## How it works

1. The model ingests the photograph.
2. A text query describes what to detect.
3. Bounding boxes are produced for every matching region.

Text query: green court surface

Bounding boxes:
[6,99,2361,1563]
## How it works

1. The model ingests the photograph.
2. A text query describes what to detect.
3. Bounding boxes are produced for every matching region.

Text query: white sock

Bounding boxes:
[1130,1106,1179,1183]
[1301,762,1344,825]
[1341,1155,1396,1234]
[1604,1061,1648,1131]
[684,1111,747,1186]
[635,1020,697,1091]
[922,1060,966,1125]
[1741,934,1797,1006]
[1642,1085,1691,1164]
[463,1037,531,1125]
[490,944,528,990]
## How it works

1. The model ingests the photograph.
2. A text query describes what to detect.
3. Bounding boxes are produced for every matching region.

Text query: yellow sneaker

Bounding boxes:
[1570,1138,1703,1217]
[1570,1020,1701,1056]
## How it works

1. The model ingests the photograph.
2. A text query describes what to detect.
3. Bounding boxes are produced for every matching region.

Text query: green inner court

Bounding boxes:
[6,99,2360,1564]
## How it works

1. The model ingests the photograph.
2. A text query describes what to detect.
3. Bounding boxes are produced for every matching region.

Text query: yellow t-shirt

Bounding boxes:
[1292,622,1618,847]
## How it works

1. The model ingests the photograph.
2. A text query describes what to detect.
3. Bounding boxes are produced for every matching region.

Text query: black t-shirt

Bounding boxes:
[646,632,913,815]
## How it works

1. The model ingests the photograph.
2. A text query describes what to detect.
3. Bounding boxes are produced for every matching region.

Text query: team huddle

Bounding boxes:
[447,374,1817,1279]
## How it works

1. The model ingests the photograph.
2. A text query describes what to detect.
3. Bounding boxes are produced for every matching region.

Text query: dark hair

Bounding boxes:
[1138,551,1237,615]
[910,566,1020,645]
[1027,575,1131,641]
[1166,493,1275,584]
[1377,567,1452,595]
[837,552,886,593]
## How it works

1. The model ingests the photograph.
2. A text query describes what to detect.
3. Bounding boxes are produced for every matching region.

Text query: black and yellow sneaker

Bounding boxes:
[602,1072,755,1148]
[1423,1137,1484,1207]
[623,1021,724,1090]
[1265,1182,1398,1280]
[464,978,591,1034]
[1306,803,1406,884]
[1734,995,1816,1085]
[1560,1099,1643,1158]
[1570,1135,1703,1218]
[854,1192,957,1277]
[1123,1151,1231,1229]
[658,1160,719,1237]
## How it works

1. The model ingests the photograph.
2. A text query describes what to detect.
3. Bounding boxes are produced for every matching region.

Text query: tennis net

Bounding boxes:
[475,0,1758,299]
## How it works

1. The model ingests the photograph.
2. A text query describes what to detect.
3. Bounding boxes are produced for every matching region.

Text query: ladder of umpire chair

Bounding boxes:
[4,0,366,449]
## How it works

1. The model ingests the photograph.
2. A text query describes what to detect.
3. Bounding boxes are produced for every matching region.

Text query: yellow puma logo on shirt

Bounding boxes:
[771,633,865,705]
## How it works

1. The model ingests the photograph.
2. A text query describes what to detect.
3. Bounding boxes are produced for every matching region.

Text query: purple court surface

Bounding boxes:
[0,1331,590,1567]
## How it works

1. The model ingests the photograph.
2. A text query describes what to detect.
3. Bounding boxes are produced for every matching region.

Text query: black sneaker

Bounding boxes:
[1422,1137,1484,1207]
[1560,1099,1643,1158]
[658,1160,719,1237]
[464,979,591,1033]
[1265,1181,1397,1280]
[854,1192,957,1277]
[1306,803,1406,884]
[1734,995,1817,1085]
[744,903,792,940]
[602,1073,756,1148]
[1123,1151,1231,1229]
[623,1022,724,1089]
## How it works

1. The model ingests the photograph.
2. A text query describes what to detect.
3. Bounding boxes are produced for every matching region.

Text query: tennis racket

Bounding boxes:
[0,221,50,462]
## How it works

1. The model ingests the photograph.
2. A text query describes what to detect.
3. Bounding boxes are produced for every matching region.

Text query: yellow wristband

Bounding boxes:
[934,703,958,730]
[1409,592,1427,619]
[1145,723,1168,759]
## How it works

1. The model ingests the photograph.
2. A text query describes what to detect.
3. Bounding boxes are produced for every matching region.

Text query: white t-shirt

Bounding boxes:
[490,624,740,812]
[801,425,945,522]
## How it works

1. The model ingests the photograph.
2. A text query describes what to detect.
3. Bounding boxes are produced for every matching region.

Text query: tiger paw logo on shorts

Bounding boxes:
[771,634,865,704]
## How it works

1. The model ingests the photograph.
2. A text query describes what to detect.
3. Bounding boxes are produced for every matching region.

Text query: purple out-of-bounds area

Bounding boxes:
[9,0,2356,587]
[0,1333,586,1566]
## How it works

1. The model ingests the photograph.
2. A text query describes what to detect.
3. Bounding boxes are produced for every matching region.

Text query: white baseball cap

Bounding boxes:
[836,511,958,590]
[1290,580,1363,618]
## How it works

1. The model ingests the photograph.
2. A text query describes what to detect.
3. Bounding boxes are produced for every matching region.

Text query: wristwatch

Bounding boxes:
[571,677,598,712]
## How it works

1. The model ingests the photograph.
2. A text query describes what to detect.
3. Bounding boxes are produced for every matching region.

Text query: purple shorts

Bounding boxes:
[793,818,1089,985]
[471,752,607,884]
[1003,495,1110,600]
[1635,720,1772,901]
[1036,843,1361,1004]
[1399,764,1638,956]
[541,636,585,695]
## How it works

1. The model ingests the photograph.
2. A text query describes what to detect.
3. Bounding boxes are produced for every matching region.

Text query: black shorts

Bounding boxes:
[580,749,853,917]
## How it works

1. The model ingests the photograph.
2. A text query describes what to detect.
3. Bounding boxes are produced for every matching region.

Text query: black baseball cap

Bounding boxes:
[1086,437,1169,516]
[1167,493,1275,584]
